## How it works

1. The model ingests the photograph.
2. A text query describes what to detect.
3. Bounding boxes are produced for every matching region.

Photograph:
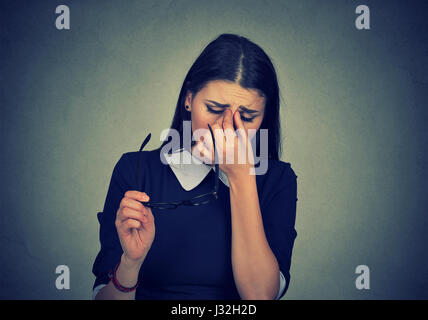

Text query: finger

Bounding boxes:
[118,206,145,223]
[199,138,214,164]
[222,109,236,146]
[193,127,212,151]
[209,122,226,150]
[120,197,145,213]
[222,109,234,132]
[192,138,213,164]
[233,110,248,140]
[124,190,150,202]
[143,206,154,224]
[209,122,223,139]
[211,114,227,147]
[198,127,213,153]
[120,218,142,232]
[207,123,225,164]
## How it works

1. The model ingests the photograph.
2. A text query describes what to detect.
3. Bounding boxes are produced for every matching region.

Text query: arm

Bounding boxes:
[94,253,143,300]
[205,109,296,299]
[92,153,155,300]
[229,173,280,300]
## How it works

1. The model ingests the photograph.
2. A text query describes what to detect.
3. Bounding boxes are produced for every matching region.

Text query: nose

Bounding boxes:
[219,109,238,130]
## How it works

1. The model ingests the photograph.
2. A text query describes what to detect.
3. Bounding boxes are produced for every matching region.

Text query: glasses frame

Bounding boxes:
[137,124,219,210]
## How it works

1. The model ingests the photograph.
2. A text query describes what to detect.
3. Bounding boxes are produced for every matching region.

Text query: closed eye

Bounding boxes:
[205,104,255,122]
[205,104,223,114]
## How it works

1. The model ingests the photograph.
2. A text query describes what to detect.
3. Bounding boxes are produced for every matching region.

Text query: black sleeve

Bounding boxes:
[92,153,132,290]
[261,163,298,299]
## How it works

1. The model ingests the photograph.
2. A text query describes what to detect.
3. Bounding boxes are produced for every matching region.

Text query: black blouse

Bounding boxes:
[92,148,298,299]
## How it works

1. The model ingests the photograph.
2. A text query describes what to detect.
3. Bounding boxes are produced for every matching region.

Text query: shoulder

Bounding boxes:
[111,149,162,181]
[256,158,297,199]
[120,149,162,168]
[266,159,298,185]
[258,159,298,199]
[258,159,298,217]
[110,149,163,191]
[122,149,160,161]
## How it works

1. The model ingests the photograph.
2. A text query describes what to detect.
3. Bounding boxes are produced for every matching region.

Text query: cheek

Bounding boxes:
[192,109,219,129]
[191,108,212,133]
[190,109,203,130]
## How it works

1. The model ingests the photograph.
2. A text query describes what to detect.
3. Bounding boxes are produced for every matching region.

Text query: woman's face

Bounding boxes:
[185,80,266,142]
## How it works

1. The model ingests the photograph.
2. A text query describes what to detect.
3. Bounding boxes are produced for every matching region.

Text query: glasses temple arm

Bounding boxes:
[207,124,220,193]
[137,133,151,192]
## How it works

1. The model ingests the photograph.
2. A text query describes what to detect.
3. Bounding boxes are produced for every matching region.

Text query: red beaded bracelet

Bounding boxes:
[108,262,140,293]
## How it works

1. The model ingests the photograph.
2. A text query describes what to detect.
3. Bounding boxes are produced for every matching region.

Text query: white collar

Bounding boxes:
[162,147,230,191]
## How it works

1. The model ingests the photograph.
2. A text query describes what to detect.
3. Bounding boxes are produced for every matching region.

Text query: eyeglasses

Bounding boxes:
[136,124,219,210]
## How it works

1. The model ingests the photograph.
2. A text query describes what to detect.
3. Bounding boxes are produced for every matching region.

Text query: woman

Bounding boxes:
[92,33,298,300]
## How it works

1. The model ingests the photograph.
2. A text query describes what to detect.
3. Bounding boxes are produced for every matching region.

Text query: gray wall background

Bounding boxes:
[1,0,427,299]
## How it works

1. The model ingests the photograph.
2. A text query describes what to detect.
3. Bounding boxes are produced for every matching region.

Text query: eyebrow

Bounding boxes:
[205,100,260,114]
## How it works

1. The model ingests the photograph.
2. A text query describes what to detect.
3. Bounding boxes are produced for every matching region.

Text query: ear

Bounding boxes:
[185,90,193,107]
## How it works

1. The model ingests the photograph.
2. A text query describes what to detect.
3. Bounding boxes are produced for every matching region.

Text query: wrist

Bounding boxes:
[110,254,143,290]
[121,253,145,271]
[227,169,256,190]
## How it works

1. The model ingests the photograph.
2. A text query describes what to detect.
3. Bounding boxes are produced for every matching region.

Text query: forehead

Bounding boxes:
[200,80,265,110]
